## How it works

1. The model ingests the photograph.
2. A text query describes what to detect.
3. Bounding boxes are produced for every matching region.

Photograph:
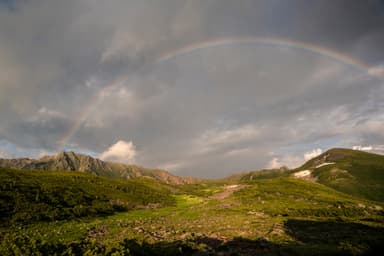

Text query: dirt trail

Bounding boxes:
[210,184,247,200]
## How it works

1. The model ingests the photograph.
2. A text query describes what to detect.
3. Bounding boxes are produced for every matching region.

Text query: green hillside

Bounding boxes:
[0,168,175,225]
[296,148,384,202]
[1,167,384,255]
[238,177,369,217]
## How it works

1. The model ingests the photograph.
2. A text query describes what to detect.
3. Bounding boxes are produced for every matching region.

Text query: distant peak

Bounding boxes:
[55,151,83,158]
[55,151,68,158]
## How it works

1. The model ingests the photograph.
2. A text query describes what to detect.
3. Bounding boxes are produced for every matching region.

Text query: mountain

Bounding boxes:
[0,151,198,185]
[293,148,384,202]
[232,148,384,202]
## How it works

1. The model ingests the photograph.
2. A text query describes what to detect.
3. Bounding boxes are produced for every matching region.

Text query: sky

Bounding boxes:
[0,0,384,178]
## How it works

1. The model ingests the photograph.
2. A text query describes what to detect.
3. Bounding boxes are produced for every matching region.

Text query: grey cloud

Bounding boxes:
[0,0,383,177]
[2,110,71,150]
[67,46,384,177]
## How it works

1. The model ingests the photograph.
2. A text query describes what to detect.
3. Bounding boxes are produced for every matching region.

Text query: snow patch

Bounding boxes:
[293,170,312,178]
[315,162,334,168]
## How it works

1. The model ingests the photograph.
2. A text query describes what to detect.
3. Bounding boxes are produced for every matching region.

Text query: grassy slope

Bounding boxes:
[0,168,176,225]
[297,148,384,202]
[1,169,384,255]
[237,177,383,219]
[239,168,291,181]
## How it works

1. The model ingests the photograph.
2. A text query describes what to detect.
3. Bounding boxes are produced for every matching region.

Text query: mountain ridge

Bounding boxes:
[234,148,384,202]
[0,151,199,185]
[2,147,384,196]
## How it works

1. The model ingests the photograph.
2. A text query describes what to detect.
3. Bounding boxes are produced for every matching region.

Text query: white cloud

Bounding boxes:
[0,148,10,158]
[353,145,384,153]
[267,148,323,169]
[267,156,303,169]
[99,140,137,164]
[353,145,373,151]
[267,157,281,169]
[37,149,55,158]
[98,81,132,100]
[304,148,323,161]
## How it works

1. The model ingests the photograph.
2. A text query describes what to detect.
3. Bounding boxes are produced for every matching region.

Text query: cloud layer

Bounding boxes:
[0,1,383,177]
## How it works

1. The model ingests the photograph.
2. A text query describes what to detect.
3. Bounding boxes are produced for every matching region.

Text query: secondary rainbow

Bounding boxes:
[57,37,382,150]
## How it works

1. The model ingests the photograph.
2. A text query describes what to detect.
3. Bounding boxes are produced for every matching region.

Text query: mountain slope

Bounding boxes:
[0,151,198,184]
[294,148,384,201]
[0,167,175,225]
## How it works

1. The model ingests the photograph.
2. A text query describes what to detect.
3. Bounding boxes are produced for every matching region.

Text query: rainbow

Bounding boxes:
[157,37,378,72]
[57,37,383,151]
[56,77,127,151]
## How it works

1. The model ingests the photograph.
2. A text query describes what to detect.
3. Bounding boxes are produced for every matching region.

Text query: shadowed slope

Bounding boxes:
[0,168,175,224]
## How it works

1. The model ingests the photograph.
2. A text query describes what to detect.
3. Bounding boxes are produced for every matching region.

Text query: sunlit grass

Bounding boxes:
[1,164,384,255]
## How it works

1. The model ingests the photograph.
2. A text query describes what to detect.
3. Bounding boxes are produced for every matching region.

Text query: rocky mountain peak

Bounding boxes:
[0,151,199,184]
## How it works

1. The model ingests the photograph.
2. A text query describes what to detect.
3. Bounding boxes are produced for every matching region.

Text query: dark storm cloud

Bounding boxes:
[0,0,383,177]
[3,117,71,151]
[237,0,384,63]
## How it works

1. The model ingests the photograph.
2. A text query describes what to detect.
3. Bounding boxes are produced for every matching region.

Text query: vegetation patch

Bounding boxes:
[0,168,175,225]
